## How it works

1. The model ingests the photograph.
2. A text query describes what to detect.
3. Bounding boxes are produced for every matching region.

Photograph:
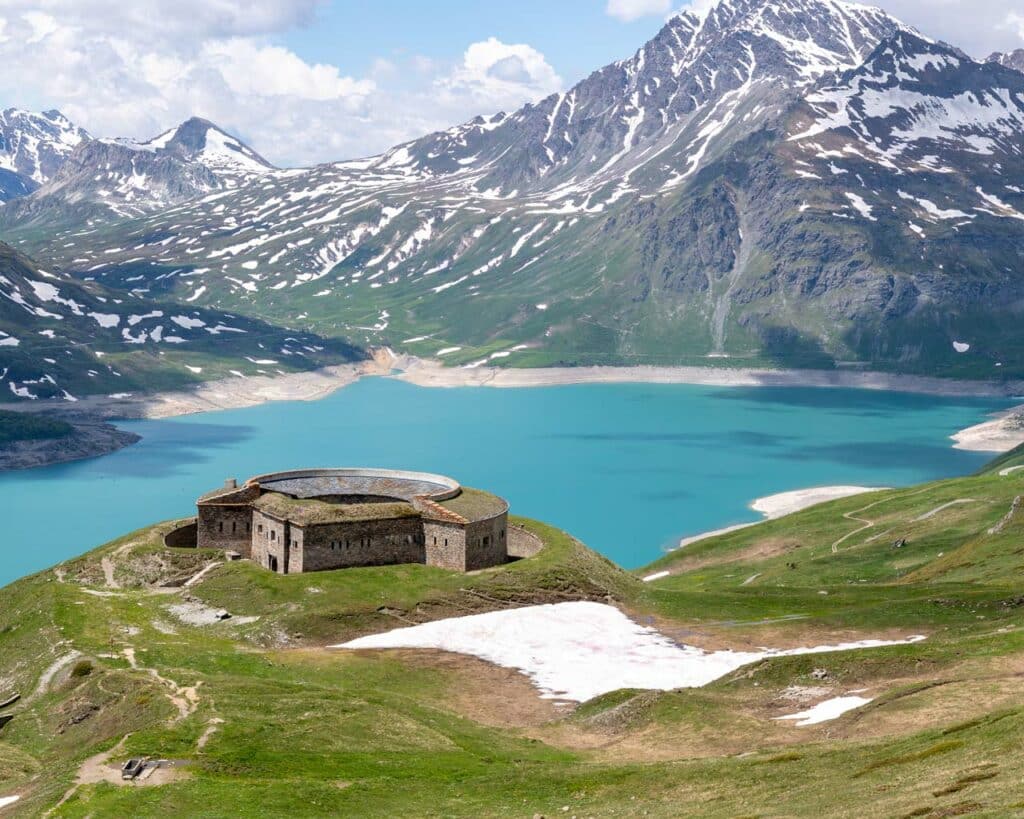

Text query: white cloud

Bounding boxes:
[0,2,562,167]
[440,38,562,111]
[1004,12,1024,43]
[200,39,375,101]
[606,0,672,23]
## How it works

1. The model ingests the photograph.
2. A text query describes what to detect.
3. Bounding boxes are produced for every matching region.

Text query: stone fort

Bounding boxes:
[193,468,516,574]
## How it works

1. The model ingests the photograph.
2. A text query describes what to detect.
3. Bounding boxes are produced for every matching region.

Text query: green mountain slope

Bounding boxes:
[3,456,1024,816]
[0,242,364,401]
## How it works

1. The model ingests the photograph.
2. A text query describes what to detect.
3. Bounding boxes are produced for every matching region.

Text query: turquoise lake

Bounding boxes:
[0,377,1011,586]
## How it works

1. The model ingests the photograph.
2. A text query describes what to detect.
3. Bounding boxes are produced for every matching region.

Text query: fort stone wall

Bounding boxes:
[197,505,253,556]
[463,513,508,571]
[190,470,516,575]
[251,509,290,573]
[423,521,468,571]
[298,517,424,572]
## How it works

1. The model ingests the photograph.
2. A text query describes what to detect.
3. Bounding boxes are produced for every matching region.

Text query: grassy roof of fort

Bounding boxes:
[437,486,508,521]
[253,492,419,526]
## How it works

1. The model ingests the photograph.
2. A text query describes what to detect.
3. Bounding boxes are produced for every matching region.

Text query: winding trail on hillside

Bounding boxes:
[123,645,200,723]
[829,487,934,553]
[913,499,981,522]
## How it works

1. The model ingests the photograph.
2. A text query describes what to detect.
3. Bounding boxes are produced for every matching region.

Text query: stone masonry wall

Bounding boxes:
[507,525,544,559]
[197,505,253,556]
[251,509,290,573]
[423,521,467,571]
[164,519,198,548]
[463,512,508,571]
[297,517,424,572]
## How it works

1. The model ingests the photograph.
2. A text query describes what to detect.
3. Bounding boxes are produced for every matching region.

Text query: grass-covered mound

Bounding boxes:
[2,462,1024,816]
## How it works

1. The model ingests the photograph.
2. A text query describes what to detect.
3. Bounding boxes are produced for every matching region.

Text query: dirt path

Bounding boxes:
[30,650,81,702]
[196,717,224,750]
[914,499,981,522]
[183,561,223,588]
[101,541,138,589]
[122,647,199,723]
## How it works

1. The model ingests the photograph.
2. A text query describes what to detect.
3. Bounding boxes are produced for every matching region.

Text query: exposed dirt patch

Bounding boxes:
[663,537,804,572]
[385,649,569,729]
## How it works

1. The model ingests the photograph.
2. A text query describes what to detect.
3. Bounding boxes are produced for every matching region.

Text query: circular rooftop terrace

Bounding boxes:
[246,468,461,503]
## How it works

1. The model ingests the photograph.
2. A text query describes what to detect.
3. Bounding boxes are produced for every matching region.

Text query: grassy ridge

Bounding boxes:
[2,459,1024,815]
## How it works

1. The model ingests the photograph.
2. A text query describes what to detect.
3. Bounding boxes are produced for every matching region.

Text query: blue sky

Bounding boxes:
[279,1,667,92]
[0,0,1021,167]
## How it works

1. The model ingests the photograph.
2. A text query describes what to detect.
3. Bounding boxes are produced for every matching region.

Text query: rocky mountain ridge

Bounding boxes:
[0,109,89,204]
[0,116,272,222]
[2,0,1024,381]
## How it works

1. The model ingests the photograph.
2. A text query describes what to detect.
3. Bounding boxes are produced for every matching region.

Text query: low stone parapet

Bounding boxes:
[164,519,198,548]
[507,525,544,560]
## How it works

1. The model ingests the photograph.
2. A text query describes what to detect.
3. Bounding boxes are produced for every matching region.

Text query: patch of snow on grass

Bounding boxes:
[89,312,120,328]
[953,341,970,353]
[775,695,872,726]
[844,192,876,221]
[335,601,924,702]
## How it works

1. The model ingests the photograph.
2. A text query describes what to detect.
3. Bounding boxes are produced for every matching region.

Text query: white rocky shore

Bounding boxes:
[951,406,1024,452]
[394,357,1024,399]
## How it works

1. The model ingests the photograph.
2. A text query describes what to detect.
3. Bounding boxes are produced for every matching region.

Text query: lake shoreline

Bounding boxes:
[645,486,887,574]
[1,354,1022,471]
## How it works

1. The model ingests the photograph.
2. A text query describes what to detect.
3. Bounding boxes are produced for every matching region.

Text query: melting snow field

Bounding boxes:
[0,796,19,809]
[335,601,924,702]
[775,695,873,726]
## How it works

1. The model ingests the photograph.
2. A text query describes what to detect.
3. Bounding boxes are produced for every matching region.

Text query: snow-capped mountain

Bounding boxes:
[0,109,89,203]
[988,49,1024,74]
[3,0,1024,382]
[116,117,273,179]
[0,116,273,224]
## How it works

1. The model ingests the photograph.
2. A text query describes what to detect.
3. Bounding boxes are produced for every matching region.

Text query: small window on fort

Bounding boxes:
[433,536,437,545]
[270,531,276,541]
[218,522,223,533]
[444,538,448,547]
[501,529,505,539]
[483,536,490,546]
[231,521,236,534]
[246,522,251,533]
[258,524,263,534]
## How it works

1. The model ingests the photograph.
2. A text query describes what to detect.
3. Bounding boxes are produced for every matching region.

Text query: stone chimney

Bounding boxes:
[224,478,238,489]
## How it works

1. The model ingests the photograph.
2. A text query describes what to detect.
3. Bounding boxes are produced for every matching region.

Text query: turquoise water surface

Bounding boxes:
[0,377,1010,586]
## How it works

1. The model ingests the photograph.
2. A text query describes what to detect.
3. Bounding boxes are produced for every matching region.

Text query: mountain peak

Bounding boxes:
[0,108,89,199]
[139,118,274,174]
[987,48,1024,74]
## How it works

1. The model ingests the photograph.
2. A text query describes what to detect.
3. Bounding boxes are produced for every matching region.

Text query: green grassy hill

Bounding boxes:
[3,454,1024,816]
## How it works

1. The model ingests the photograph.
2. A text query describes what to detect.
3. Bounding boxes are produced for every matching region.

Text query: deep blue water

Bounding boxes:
[0,378,1009,586]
